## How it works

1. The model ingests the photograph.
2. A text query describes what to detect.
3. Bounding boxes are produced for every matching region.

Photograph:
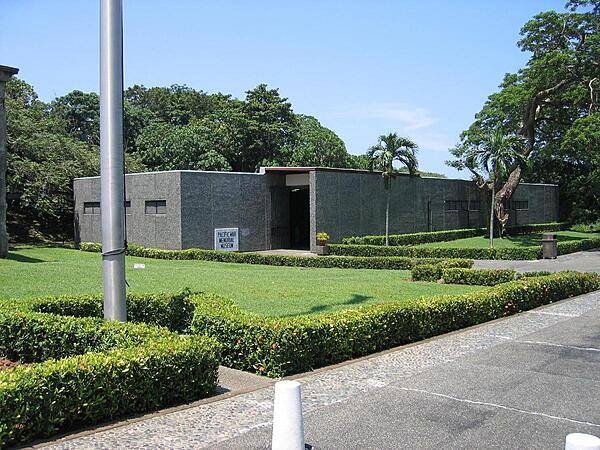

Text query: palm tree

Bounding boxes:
[368,133,418,246]
[471,130,525,248]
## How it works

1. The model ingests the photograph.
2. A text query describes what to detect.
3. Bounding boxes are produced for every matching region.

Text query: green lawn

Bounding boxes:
[0,246,483,317]
[415,230,599,249]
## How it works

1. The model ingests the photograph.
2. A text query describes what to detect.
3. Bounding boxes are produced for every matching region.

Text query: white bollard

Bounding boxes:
[566,433,600,450]
[272,380,304,450]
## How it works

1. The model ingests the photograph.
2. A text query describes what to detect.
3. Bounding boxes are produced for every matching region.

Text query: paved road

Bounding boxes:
[43,290,600,450]
[474,248,600,273]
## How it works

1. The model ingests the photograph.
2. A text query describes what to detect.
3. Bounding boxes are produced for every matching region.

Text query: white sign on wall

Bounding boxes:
[214,228,239,251]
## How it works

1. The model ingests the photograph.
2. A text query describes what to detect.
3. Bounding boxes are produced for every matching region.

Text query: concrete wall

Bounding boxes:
[75,169,559,252]
[180,171,268,251]
[312,169,559,244]
[74,171,183,249]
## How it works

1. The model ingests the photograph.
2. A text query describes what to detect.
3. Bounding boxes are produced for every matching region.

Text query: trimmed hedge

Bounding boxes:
[78,242,473,270]
[189,272,599,377]
[411,264,442,282]
[342,228,485,246]
[29,291,195,333]
[331,236,600,260]
[330,243,543,260]
[0,308,219,447]
[441,268,517,286]
[340,222,570,247]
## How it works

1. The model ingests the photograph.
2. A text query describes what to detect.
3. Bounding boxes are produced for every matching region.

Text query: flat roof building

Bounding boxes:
[74,167,559,252]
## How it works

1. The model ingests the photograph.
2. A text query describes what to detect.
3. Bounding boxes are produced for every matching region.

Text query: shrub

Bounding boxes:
[78,242,473,270]
[571,221,600,233]
[557,237,600,256]
[189,272,599,377]
[340,222,571,247]
[0,309,220,447]
[441,268,517,286]
[506,222,571,235]
[411,265,442,282]
[342,228,485,246]
[29,291,195,333]
[515,271,553,279]
[330,243,542,260]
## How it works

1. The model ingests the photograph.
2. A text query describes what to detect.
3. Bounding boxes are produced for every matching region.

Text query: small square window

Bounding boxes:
[83,202,101,215]
[512,200,529,210]
[125,201,131,215]
[145,200,166,215]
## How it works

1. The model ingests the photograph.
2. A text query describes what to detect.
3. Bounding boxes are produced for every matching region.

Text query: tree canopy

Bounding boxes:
[4,78,363,239]
[448,0,600,224]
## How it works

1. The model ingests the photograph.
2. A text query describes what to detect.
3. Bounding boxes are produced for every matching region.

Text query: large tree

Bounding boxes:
[279,115,348,167]
[368,133,418,246]
[448,0,600,228]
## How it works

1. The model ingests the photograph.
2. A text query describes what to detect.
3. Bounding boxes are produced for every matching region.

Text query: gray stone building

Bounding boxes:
[74,167,559,252]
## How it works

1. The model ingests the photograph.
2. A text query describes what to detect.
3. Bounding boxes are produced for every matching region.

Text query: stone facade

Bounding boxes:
[73,167,559,252]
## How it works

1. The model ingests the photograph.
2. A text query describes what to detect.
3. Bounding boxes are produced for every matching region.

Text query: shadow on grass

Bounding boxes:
[282,293,374,317]
[6,252,46,263]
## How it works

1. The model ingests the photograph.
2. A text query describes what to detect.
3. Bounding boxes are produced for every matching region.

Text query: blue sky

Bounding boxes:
[2,0,566,178]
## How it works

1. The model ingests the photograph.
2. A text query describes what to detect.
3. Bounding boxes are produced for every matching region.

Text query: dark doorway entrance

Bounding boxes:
[289,187,309,249]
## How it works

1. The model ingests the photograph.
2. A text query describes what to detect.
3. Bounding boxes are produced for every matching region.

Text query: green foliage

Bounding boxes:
[440,268,517,286]
[515,270,553,279]
[341,222,571,246]
[280,115,348,167]
[571,220,600,233]
[29,291,195,333]
[342,228,486,246]
[0,303,219,447]
[333,234,600,260]
[447,2,600,223]
[411,265,442,282]
[189,272,600,377]
[5,78,145,239]
[79,242,473,270]
[331,243,543,260]
[135,121,231,171]
[0,334,219,447]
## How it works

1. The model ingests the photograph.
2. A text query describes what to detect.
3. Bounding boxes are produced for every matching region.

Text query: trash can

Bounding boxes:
[542,233,557,259]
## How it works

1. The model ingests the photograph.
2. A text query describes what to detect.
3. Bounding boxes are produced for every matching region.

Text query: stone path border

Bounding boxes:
[38,289,600,449]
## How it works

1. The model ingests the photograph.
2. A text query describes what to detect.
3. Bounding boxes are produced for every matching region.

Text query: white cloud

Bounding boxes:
[333,103,438,131]
[411,132,455,153]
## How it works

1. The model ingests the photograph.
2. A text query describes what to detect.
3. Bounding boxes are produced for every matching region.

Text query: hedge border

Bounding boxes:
[341,222,570,246]
[78,242,474,270]
[330,236,600,260]
[0,302,219,447]
[188,271,599,377]
[22,271,600,380]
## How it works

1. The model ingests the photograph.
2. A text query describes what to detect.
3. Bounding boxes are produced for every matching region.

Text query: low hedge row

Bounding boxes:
[340,222,570,247]
[331,236,600,260]
[330,243,543,260]
[0,307,219,447]
[441,268,517,286]
[557,237,600,256]
[341,228,485,246]
[78,242,473,270]
[189,272,599,377]
[29,291,195,333]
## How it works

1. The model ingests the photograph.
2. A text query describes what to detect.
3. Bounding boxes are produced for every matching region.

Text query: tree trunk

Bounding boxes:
[0,81,7,258]
[385,189,390,246]
[489,184,495,248]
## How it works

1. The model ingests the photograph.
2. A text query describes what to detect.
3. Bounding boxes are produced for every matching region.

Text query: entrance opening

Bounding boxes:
[289,187,309,249]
